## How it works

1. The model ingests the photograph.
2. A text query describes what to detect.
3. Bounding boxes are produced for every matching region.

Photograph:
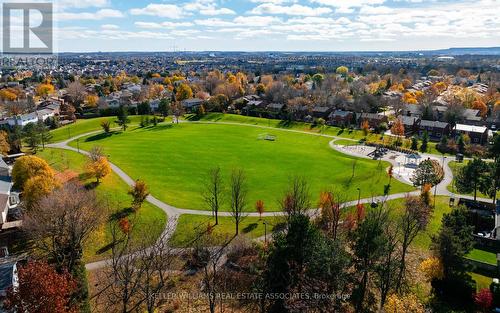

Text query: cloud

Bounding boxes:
[101,24,119,30]
[310,0,385,7]
[130,4,186,19]
[135,21,194,29]
[250,3,332,16]
[58,9,124,21]
[200,7,236,15]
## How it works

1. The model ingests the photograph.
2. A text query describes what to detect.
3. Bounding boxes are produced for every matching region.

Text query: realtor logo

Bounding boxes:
[2,2,53,54]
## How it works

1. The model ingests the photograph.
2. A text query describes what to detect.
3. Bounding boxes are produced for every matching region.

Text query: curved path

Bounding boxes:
[45,120,484,270]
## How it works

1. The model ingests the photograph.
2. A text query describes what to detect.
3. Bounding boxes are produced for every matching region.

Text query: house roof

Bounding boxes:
[267,103,285,110]
[398,115,419,125]
[360,112,386,120]
[0,262,15,292]
[455,124,487,134]
[312,106,331,113]
[330,110,352,118]
[420,120,449,129]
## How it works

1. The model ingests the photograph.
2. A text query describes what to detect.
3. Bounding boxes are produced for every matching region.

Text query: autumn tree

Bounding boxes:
[361,120,370,137]
[128,179,149,211]
[12,155,55,190]
[5,261,77,313]
[25,182,104,272]
[391,119,405,144]
[36,83,55,98]
[0,130,10,155]
[395,196,431,291]
[23,174,59,209]
[230,168,247,235]
[95,221,176,313]
[336,66,349,76]
[175,83,193,101]
[279,176,311,218]
[203,166,223,225]
[384,294,425,313]
[86,155,111,184]
[317,190,346,240]
[101,120,111,133]
[255,200,265,220]
[66,81,87,106]
[85,94,99,107]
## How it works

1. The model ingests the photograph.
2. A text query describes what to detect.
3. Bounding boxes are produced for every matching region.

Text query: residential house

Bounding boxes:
[312,106,332,119]
[397,115,420,136]
[463,109,483,126]
[266,103,286,118]
[359,112,389,128]
[182,98,204,113]
[0,159,19,229]
[419,120,451,139]
[454,124,489,145]
[328,110,355,127]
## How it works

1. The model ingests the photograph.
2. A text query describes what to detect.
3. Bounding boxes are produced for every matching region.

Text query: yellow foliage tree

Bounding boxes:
[384,294,425,313]
[36,83,55,98]
[86,156,111,184]
[23,175,59,209]
[419,257,444,281]
[403,92,418,104]
[0,89,18,101]
[175,83,193,102]
[0,131,10,155]
[12,156,55,190]
[85,94,99,108]
[335,66,349,76]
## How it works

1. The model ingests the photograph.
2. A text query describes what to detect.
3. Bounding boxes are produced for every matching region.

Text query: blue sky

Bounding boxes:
[19,0,500,52]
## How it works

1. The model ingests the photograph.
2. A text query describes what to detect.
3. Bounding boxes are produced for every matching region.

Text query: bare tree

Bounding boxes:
[395,196,431,292]
[279,176,311,218]
[203,166,223,225]
[67,81,87,107]
[89,145,104,162]
[24,182,105,272]
[95,221,177,313]
[230,169,247,236]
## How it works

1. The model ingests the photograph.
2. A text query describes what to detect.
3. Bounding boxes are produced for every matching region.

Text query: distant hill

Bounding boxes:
[426,47,500,56]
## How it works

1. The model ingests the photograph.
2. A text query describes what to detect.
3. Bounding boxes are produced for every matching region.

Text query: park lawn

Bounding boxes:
[466,249,497,265]
[191,114,459,156]
[470,272,494,291]
[334,139,360,146]
[447,161,499,200]
[37,148,167,263]
[190,113,382,141]
[49,115,162,143]
[169,214,284,247]
[69,122,414,212]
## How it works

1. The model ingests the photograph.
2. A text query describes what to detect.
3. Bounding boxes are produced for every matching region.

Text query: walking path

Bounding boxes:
[46,120,488,270]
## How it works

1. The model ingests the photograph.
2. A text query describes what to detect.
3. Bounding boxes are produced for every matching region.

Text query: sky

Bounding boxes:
[4,0,500,52]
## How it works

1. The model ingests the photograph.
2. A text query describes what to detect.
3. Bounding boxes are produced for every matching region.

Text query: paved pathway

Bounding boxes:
[46,120,489,270]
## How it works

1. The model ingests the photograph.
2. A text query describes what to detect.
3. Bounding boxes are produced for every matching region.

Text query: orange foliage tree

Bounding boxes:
[255,200,265,219]
[128,179,149,211]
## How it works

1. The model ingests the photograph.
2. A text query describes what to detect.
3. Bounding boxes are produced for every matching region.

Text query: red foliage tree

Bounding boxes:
[6,261,77,313]
[475,288,493,312]
[118,217,131,234]
[255,200,265,219]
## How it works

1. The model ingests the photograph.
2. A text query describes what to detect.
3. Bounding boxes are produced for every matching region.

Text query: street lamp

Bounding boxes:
[357,188,361,205]
[263,221,267,244]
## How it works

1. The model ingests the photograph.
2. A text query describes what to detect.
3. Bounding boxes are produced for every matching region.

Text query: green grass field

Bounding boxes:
[68,122,414,212]
[466,249,497,265]
[37,148,167,262]
[169,215,284,247]
[50,115,159,143]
